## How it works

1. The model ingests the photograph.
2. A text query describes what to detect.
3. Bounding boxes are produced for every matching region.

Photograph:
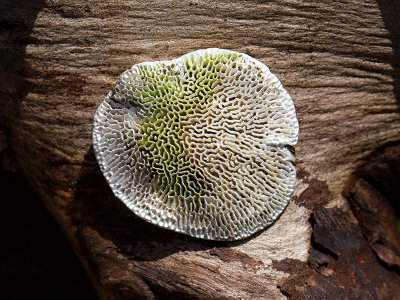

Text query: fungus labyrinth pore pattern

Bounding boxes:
[93,49,298,240]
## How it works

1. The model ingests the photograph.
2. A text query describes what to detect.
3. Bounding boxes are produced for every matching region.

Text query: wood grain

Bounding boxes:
[1,0,400,298]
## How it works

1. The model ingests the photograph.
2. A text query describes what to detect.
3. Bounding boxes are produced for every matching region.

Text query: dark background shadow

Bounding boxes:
[0,1,97,299]
[377,0,400,110]
[0,171,97,299]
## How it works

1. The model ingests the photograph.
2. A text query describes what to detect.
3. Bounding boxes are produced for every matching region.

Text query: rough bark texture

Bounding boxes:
[1,0,400,299]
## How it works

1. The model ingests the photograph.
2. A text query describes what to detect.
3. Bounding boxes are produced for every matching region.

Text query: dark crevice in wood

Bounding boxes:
[346,142,400,271]
[309,223,338,261]
[377,0,400,110]
[280,205,400,299]
[280,143,400,299]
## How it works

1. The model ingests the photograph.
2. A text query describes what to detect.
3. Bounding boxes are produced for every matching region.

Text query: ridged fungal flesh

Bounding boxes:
[93,48,299,241]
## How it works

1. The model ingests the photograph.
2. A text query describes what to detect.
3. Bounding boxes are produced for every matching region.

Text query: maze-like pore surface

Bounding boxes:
[93,49,299,240]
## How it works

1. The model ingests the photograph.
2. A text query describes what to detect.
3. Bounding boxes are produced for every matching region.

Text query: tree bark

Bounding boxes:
[1,0,400,299]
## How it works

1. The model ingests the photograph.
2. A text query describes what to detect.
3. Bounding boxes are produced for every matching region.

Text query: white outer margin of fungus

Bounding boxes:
[93,48,299,241]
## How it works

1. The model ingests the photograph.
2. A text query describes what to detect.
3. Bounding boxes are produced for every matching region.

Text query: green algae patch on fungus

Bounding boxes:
[93,49,299,241]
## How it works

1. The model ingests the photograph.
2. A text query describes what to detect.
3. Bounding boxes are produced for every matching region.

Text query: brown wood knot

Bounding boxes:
[209,248,264,272]
[292,178,331,210]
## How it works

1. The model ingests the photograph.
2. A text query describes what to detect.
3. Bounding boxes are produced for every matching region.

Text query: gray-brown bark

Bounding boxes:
[1,0,400,299]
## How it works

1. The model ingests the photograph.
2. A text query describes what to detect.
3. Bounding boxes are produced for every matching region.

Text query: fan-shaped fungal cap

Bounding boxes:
[93,48,298,241]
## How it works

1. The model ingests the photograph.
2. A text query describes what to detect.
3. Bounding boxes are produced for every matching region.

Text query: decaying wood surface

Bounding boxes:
[1,0,400,299]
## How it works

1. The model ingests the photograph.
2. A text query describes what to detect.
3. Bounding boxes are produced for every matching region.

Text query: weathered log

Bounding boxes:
[1,0,400,299]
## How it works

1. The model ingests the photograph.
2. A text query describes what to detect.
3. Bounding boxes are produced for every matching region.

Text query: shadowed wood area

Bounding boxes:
[1,0,400,299]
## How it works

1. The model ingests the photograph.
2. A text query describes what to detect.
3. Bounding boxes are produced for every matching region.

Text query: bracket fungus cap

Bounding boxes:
[93,48,299,241]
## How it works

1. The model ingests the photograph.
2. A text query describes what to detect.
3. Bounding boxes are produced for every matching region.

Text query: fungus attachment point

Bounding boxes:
[93,49,299,241]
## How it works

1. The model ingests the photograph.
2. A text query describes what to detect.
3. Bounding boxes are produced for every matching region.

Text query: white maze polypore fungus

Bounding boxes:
[93,48,299,241]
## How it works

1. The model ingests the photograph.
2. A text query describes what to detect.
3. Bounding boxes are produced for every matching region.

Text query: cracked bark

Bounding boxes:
[1,0,400,299]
